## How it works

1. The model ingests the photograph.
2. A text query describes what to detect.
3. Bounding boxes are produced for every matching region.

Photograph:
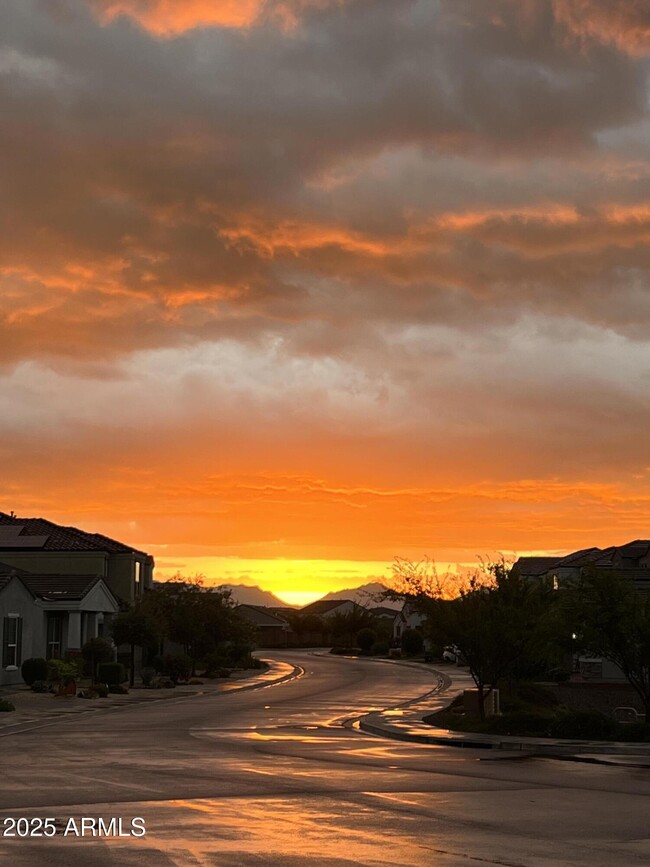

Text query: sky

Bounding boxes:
[2,0,650,604]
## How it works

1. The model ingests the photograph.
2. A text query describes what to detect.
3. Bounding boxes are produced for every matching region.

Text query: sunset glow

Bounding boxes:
[3,1,650,602]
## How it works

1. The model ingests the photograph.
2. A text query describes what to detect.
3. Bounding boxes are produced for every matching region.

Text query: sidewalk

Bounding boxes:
[0,659,300,734]
[357,664,650,765]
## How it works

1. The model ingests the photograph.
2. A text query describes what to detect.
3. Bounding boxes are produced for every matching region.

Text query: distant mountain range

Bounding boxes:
[217,584,293,608]
[218,580,400,610]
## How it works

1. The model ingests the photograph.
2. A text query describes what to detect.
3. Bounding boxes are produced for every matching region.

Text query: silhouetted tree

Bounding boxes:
[111,607,160,686]
[390,559,560,719]
[564,567,650,717]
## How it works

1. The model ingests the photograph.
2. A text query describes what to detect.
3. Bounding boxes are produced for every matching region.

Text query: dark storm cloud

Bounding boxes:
[2,0,650,546]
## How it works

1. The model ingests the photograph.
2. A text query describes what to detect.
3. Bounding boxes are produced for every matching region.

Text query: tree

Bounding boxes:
[390,558,560,719]
[81,637,114,680]
[357,628,376,653]
[564,567,650,717]
[140,575,252,671]
[111,607,160,687]
[328,607,376,646]
[401,628,424,656]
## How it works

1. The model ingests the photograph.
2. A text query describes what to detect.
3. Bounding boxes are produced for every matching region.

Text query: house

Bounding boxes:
[0,562,119,687]
[236,604,291,648]
[512,540,650,592]
[368,606,399,621]
[298,599,358,620]
[392,602,426,644]
[513,540,650,680]
[0,513,154,605]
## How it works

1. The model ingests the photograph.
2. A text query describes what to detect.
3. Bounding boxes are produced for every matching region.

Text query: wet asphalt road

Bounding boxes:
[1,651,649,866]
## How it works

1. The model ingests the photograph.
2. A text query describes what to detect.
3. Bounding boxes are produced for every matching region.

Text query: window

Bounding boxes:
[46,615,63,659]
[2,615,22,669]
[135,561,142,597]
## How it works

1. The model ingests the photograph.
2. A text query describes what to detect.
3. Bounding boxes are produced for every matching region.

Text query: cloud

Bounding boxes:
[85,0,350,36]
[2,0,650,564]
[552,0,650,58]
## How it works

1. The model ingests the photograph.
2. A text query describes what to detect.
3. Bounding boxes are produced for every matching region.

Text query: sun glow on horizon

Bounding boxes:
[273,590,325,606]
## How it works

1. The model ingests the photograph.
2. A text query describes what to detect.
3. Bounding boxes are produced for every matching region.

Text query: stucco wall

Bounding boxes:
[0,579,42,686]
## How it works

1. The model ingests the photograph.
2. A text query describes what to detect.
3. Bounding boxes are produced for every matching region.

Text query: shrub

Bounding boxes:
[31,680,49,693]
[356,628,376,654]
[151,655,165,673]
[487,711,554,737]
[163,653,192,683]
[21,657,48,686]
[401,629,424,656]
[236,655,265,670]
[140,666,156,687]
[549,711,619,740]
[108,684,129,694]
[546,668,571,683]
[329,647,359,655]
[0,699,15,712]
[87,683,109,697]
[620,723,650,743]
[81,638,114,676]
[97,662,126,686]
[225,642,256,666]
[47,658,81,683]
[201,652,230,676]
[370,641,390,656]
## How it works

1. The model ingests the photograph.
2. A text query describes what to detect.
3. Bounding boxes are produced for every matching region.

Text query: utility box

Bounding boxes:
[463,688,500,717]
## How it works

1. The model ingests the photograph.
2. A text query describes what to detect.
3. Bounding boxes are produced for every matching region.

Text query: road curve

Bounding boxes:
[1,651,649,866]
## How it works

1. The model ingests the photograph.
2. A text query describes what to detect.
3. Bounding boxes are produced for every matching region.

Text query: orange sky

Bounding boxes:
[2,1,650,602]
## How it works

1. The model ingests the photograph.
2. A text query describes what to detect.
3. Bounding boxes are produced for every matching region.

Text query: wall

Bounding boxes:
[0,579,41,686]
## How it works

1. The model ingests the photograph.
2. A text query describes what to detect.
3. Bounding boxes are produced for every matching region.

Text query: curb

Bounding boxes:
[357,669,650,759]
[0,660,302,738]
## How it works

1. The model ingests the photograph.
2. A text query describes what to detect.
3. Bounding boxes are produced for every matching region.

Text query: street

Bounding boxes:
[1,652,649,866]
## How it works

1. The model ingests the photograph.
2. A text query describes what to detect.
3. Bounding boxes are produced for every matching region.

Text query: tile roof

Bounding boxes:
[299,598,356,616]
[236,604,290,627]
[0,513,151,557]
[368,606,400,618]
[19,574,104,602]
[512,557,561,577]
[0,560,31,576]
[554,547,604,567]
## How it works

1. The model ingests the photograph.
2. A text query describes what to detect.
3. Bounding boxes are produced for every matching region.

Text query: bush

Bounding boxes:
[236,655,265,670]
[140,666,156,687]
[357,628,376,654]
[97,662,126,686]
[21,657,48,686]
[546,668,571,683]
[31,680,49,693]
[108,684,129,694]
[163,653,192,683]
[0,699,15,712]
[549,711,619,740]
[370,641,390,656]
[81,638,114,676]
[620,723,650,743]
[47,658,81,683]
[201,652,230,676]
[85,683,109,698]
[401,629,424,656]
[225,642,256,666]
[487,711,554,737]
[329,647,359,655]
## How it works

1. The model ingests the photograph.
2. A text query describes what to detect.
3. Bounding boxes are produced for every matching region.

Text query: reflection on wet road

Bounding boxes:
[1,651,650,866]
